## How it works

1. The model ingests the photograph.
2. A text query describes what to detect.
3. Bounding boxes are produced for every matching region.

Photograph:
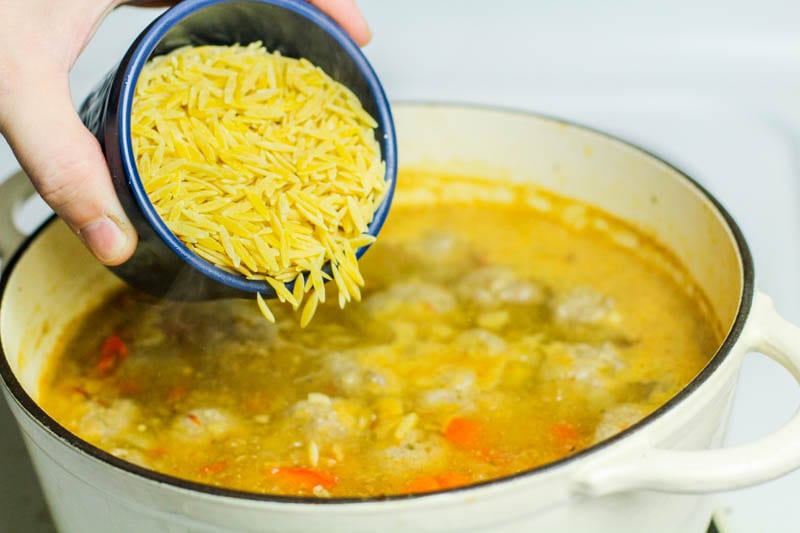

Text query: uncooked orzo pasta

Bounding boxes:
[131,42,386,326]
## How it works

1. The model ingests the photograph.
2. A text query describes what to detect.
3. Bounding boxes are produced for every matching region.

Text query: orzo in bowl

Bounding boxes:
[132,42,387,325]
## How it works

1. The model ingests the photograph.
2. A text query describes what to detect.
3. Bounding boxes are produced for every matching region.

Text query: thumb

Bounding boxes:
[0,73,137,266]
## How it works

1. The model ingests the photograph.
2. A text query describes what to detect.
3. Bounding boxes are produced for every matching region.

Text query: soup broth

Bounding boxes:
[39,170,719,497]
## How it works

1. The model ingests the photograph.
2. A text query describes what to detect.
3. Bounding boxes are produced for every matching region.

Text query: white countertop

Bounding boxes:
[1,1,799,531]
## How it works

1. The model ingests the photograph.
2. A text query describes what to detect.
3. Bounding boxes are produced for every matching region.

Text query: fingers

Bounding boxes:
[307,0,371,46]
[0,73,137,265]
[120,1,181,7]
[122,0,371,46]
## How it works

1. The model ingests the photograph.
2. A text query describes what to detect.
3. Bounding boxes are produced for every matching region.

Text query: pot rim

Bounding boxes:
[0,102,755,505]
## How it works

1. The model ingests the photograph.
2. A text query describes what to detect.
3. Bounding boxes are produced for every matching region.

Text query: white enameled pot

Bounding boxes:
[2,104,800,533]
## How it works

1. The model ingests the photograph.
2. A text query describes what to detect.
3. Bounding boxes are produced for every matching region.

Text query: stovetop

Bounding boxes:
[1,1,799,531]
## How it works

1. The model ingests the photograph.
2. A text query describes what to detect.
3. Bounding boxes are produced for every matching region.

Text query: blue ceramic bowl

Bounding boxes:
[79,0,396,300]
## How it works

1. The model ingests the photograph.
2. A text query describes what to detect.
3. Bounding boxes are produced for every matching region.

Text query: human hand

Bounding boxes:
[0,0,370,265]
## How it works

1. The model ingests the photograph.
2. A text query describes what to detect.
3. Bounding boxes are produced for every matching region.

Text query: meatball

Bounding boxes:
[323,351,398,397]
[412,231,479,279]
[550,286,619,325]
[416,369,477,411]
[371,429,448,476]
[591,404,647,444]
[78,399,140,441]
[170,407,239,442]
[284,394,364,444]
[454,329,507,357]
[458,266,546,308]
[540,341,624,388]
[363,280,456,318]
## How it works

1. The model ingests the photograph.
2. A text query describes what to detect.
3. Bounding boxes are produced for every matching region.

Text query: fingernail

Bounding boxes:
[358,16,372,45]
[78,216,130,264]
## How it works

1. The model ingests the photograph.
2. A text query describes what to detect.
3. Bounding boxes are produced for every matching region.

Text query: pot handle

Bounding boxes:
[0,170,38,266]
[574,291,800,495]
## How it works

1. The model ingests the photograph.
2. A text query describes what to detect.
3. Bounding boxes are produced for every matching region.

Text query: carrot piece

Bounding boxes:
[70,386,90,399]
[407,475,441,494]
[116,379,142,395]
[551,422,581,453]
[148,447,167,458]
[444,417,483,448]
[406,472,471,494]
[434,471,470,489]
[166,384,188,404]
[95,335,128,376]
[443,417,498,460]
[550,422,578,443]
[198,461,228,474]
[243,391,270,412]
[268,467,338,491]
[186,413,201,426]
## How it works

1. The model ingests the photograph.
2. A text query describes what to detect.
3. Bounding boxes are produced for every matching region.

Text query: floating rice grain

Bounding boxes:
[394,413,418,441]
[291,274,305,311]
[308,441,320,468]
[256,293,275,323]
[300,290,320,328]
[266,277,298,308]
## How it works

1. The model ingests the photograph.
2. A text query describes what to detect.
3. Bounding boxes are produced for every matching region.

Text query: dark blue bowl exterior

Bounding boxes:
[79,0,397,301]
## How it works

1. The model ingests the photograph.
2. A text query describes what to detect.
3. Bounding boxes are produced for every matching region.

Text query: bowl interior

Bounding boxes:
[119,0,396,297]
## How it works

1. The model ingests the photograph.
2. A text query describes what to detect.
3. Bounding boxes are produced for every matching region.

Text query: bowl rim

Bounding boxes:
[0,102,754,505]
[117,0,398,296]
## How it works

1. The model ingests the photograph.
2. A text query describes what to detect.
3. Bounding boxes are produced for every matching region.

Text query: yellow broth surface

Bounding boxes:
[39,171,719,497]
